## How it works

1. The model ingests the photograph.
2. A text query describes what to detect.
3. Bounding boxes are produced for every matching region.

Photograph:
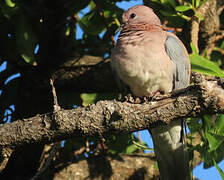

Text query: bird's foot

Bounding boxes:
[125,94,140,103]
[125,94,146,103]
[151,91,171,101]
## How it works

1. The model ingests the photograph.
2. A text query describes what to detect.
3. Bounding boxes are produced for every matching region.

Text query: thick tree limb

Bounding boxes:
[0,73,224,149]
[54,55,117,93]
[43,153,159,180]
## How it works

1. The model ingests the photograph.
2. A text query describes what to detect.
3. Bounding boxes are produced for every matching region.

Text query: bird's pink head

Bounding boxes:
[122,5,161,26]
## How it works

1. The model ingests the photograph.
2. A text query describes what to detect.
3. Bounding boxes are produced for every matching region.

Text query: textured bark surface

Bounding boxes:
[0,73,224,149]
[198,0,224,53]
[42,153,159,180]
[54,56,117,93]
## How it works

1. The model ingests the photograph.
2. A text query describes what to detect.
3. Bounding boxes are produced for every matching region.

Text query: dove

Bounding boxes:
[111,5,191,180]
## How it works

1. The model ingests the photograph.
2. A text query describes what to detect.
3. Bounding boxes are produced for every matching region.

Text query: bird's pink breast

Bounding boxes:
[111,31,174,97]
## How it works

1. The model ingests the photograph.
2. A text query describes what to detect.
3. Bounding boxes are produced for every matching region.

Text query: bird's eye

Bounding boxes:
[130,13,136,19]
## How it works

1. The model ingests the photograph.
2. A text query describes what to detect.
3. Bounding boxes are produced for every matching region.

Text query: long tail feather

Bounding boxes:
[150,120,190,180]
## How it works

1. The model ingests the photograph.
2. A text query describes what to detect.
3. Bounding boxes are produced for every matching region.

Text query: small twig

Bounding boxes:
[203,31,224,56]
[85,140,90,152]
[30,142,60,180]
[74,147,86,156]
[214,47,224,56]
[217,5,224,15]
[50,78,61,112]
[190,16,200,52]
[0,148,13,172]
[190,0,210,51]
[137,131,143,144]
[30,79,62,180]
[132,139,154,151]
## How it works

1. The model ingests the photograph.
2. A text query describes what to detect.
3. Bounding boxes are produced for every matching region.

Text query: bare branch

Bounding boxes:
[54,55,117,93]
[50,78,61,112]
[0,148,13,172]
[0,74,224,149]
[30,142,60,180]
[47,153,159,180]
[190,0,210,51]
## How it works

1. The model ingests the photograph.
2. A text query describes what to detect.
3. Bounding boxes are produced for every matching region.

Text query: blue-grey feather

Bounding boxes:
[165,36,189,90]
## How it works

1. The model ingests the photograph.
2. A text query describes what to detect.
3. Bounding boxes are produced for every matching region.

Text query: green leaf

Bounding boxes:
[195,12,204,20]
[80,93,97,106]
[154,162,159,170]
[0,1,18,18]
[187,118,202,134]
[214,115,224,136]
[131,134,153,151]
[5,0,15,8]
[89,0,96,10]
[195,0,200,8]
[175,5,192,12]
[220,41,224,49]
[78,9,105,35]
[213,158,224,179]
[203,115,211,132]
[107,134,147,154]
[167,0,176,7]
[190,43,199,55]
[80,93,117,106]
[206,132,223,151]
[21,54,34,64]
[107,134,134,154]
[14,13,37,66]
[203,143,224,169]
[190,54,224,77]
[125,144,139,154]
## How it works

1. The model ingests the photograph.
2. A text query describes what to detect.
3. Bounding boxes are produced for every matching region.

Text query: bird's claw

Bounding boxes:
[125,94,149,103]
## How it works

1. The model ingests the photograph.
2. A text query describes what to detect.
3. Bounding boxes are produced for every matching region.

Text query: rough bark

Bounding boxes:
[42,153,159,180]
[53,55,117,93]
[0,73,224,150]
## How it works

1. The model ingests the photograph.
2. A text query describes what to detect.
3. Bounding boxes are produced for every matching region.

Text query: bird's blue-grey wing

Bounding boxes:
[165,35,190,90]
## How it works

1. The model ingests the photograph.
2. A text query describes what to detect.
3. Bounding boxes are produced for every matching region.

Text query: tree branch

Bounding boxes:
[0,73,224,149]
[43,153,159,180]
[54,55,117,93]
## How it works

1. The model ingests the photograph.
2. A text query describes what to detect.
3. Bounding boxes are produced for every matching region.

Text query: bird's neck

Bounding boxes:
[119,23,162,37]
[118,23,162,45]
